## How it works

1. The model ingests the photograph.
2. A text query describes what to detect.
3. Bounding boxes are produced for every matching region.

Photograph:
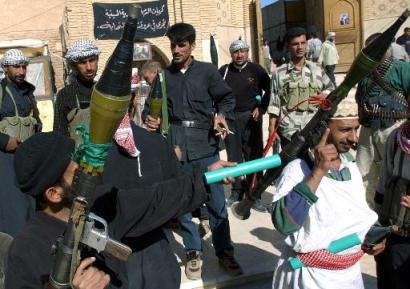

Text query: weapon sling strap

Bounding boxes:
[223,64,229,80]
[160,72,169,135]
[371,70,408,108]
[363,58,393,99]
[0,83,22,116]
[365,58,408,108]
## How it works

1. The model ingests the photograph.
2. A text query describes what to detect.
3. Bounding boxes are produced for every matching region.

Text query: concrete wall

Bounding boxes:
[262,0,306,61]
[0,0,65,131]
[304,0,324,38]
[262,1,286,59]
[0,0,65,89]
[362,0,410,43]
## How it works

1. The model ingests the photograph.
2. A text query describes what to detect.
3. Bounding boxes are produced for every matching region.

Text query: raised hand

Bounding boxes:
[214,114,229,139]
[313,128,340,176]
[304,128,340,193]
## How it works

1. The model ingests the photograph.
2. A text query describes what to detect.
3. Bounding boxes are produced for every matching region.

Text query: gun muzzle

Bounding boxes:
[90,4,142,145]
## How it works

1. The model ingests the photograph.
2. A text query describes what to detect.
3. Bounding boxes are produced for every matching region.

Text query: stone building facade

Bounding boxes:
[64,0,262,76]
[0,0,65,89]
[263,0,410,72]
[0,0,261,129]
[0,0,65,131]
[362,0,410,40]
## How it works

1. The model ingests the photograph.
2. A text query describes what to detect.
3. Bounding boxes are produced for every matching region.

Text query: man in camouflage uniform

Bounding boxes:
[355,33,410,208]
[267,27,334,147]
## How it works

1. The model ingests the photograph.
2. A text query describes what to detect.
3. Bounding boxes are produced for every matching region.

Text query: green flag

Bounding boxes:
[210,34,218,67]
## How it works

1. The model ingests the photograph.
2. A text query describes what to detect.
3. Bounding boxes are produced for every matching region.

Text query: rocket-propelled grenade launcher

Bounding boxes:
[89,3,140,148]
[231,6,410,221]
[148,74,163,119]
[49,4,141,289]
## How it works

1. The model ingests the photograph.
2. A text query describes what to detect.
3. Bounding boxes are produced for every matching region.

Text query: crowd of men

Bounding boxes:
[0,21,409,289]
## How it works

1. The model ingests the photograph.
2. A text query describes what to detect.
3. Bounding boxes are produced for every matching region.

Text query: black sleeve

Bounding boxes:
[5,242,42,289]
[259,66,271,112]
[218,64,228,77]
[208,64,235,117]
[53,89,70,135]
[32,100,43,133]
[0,83,10,149]
[92,169,208,239]
[0,132,9,150]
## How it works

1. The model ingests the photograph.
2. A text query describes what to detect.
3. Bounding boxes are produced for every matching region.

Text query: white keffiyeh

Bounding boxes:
[65,39,101,62]
[229,39,249,53]
[1,49,30,66]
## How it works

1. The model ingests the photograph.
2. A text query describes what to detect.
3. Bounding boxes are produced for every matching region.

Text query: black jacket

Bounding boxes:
[219,62,270,112]
[143,59,235,161]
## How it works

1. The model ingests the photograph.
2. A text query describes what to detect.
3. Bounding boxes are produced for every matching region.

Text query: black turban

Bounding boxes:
[14,132,75,197]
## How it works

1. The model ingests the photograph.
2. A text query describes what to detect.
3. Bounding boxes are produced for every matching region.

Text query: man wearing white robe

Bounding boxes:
[271,98,383,289]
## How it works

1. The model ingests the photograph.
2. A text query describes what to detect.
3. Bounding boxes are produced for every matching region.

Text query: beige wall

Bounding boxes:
[65,0,257,73]
[362,0,410,43]
[0,0,65,89]
[0,0,65,131]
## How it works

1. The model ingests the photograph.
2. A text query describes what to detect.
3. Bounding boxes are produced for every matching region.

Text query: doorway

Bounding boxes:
[324,0,361,72]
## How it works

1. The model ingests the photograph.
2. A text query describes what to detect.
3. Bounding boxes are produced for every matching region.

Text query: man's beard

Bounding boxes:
[60,181,76,207]
[9,74,25,84]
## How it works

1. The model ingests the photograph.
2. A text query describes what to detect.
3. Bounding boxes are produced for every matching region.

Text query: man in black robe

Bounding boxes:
[5,131,234,289]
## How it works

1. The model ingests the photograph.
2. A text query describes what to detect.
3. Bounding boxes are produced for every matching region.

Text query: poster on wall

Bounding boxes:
[93,0,169,40]
[339,13,350,25]
[133,43,152,61]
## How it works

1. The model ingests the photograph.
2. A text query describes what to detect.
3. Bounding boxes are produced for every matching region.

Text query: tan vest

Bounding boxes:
[67,93,90,147]
[281,71,320,111]
[0,85,37,142]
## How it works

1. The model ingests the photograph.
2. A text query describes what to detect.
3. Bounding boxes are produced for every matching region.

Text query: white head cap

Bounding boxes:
[65,39,101,63]
[327,32,336,38]
[229,39,249,53]
[1,49,30,67]
[330,97,359,120]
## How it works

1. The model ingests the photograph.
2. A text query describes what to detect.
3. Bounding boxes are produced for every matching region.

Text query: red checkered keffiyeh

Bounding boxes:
[297,249,364,270]
[398,120,410,155]
[113,114,140,158]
